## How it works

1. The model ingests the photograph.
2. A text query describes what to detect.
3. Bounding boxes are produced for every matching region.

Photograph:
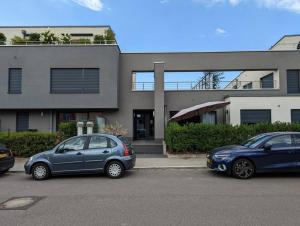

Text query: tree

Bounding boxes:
[41,30,59,44]
[104,28,116,44]
[94,35,105,44]
[199,71,224,89]
[0,32,7,45]
[28,33,41,43]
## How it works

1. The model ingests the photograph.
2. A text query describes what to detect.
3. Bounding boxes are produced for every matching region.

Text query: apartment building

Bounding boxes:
[0,26,300,147]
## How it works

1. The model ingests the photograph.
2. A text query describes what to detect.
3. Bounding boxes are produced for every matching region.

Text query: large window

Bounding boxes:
[50,68,99,94]
[240,110,271,125]
[16,112,29,132]
[8,68,22,94]
[260,73,274,88]
[287,70,300,94]
[291,109,300,123]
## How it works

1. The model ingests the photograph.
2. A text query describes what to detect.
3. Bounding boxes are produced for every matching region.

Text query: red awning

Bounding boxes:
[170,101,230,122]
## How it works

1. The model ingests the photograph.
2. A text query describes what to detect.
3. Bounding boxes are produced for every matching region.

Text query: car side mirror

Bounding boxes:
[264,143,272,151]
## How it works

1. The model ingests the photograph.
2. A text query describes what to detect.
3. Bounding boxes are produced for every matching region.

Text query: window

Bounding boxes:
[287,70,300,94]
[243,82,252,89]
[16,112,29,132]
[8,68,22,94]
[293,134,300,146]
[240,110,271,125]
[260,73,274,88]
[89,136,108,149]
[291,109,300,123]
[50,68,99,94]
[265,135,292,148]
[59,137,87,152]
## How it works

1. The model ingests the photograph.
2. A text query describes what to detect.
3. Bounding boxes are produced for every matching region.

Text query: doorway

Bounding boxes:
[133,110,154,140]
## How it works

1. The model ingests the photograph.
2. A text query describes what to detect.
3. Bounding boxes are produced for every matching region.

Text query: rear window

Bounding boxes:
[117,136,131,145]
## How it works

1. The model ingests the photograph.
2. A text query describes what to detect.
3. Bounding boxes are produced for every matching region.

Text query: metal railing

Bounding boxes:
[0,40,117,46]
[132,80,278,91]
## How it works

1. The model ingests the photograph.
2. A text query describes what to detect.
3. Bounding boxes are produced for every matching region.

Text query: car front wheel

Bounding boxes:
[232,158,255,179]
[32,163,50,180]
[106,161,125,179]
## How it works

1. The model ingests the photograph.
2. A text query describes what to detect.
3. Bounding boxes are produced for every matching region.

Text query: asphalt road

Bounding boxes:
[1,169,300,226]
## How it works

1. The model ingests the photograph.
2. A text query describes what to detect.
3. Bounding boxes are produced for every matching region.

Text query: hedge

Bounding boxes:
[0,132,58,157]
[165,122,300,153]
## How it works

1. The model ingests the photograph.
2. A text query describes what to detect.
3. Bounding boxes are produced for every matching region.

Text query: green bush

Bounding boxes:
[0,132,57,157]
[165,122,300,153]
[0,32,6,45]
[58,122,77,140]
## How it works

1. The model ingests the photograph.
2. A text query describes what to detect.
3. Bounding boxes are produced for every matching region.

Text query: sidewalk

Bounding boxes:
[11,155,207,172]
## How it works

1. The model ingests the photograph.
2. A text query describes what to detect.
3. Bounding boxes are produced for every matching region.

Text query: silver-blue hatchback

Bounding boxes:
[24,134,136,180]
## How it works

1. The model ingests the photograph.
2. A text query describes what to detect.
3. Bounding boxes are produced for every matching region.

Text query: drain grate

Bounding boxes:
[0,196,45,210]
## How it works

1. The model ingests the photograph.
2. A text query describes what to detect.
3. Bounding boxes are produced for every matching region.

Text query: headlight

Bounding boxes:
[214,154,230,160]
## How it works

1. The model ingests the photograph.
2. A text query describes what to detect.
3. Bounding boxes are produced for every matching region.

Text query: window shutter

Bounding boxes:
[8,68,22,94]
[287,70,300,94]
[240,110,271,125]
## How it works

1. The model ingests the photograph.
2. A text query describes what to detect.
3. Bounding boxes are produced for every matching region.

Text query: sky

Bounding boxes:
[0,0,299,84]
[1,0,300,53]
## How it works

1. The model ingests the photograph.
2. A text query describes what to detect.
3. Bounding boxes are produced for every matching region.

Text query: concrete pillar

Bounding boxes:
[154,62,165,140]
[86,121,94,134]
[77,122,84,136]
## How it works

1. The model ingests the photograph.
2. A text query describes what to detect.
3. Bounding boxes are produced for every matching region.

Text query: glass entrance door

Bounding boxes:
[133,110,154,140]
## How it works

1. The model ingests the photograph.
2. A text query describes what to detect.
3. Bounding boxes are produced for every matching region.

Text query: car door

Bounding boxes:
[259,135,295,171]
[50,136,88,173]
[291,134,300,170]
[84,135,115,170]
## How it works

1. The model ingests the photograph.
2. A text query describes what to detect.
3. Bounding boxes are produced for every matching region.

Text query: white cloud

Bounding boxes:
[256,0,300,13]
[70,0,103,11]
[160,0,170,4]
[216,28,227,35]
[193,0,300,13]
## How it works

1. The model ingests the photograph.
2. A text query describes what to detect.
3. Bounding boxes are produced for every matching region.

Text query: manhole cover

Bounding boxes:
[0,196,45,210]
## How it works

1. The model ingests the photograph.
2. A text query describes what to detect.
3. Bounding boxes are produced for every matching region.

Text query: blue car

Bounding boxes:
[207,132,300,179]
[25,134,136,180]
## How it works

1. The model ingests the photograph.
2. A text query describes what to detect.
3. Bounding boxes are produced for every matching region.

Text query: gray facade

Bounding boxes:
[1,30,300,139]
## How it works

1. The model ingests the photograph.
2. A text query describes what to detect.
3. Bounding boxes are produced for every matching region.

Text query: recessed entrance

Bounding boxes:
[133,110,154,140]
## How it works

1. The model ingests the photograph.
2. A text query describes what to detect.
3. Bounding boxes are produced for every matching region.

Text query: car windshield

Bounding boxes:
[242,134,270,148]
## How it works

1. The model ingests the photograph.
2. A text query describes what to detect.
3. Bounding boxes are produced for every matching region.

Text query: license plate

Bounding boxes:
[0,153,8,159]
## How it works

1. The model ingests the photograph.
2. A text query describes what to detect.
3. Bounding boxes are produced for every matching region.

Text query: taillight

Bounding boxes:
[123,143,130,156]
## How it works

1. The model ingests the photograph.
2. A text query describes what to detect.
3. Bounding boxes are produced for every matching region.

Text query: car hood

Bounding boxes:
[32,150,54,159]
[211,145,254,155]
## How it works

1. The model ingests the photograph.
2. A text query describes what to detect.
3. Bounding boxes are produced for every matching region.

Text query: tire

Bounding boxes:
[32,163,50,180]
[0,169,9,175]
[106,161,125,179]
[232,158,255,179]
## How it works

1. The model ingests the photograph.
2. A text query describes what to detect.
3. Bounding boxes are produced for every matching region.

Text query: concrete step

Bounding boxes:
[132,144,164,154]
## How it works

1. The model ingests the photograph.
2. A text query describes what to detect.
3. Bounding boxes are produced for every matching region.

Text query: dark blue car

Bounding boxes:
[25,134,136,180]
[207,132,300,179]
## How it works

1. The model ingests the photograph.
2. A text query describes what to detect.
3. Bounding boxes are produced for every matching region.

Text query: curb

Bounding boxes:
[10,166,207,173]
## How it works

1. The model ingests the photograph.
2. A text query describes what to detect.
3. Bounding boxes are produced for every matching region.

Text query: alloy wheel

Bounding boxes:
[232,159,255,179]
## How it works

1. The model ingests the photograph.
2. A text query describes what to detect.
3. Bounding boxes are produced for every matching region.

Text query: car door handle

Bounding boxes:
[102,150,109,154]
[76,152,82,155]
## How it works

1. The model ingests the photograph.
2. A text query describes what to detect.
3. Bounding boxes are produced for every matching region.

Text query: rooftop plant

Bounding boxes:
[0,32,7,45]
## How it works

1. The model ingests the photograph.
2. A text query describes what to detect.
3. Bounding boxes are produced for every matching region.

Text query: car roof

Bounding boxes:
[262,131,300,136]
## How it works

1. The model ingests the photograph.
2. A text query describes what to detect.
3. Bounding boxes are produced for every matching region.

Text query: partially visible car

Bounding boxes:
[25,134,136,180]
[0,144,15,174]
[207,132,300,179]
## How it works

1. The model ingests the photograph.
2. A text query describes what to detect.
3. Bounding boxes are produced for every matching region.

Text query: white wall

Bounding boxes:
[226,96,300,125]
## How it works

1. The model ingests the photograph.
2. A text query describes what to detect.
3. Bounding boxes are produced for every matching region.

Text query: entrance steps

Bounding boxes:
[132,140,164,155]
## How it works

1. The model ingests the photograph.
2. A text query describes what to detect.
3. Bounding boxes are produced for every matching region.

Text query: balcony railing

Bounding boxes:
[0,40,117,46]
[132,80,278,91]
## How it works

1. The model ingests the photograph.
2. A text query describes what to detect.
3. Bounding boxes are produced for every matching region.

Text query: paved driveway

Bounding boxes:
[1,169,300,226]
